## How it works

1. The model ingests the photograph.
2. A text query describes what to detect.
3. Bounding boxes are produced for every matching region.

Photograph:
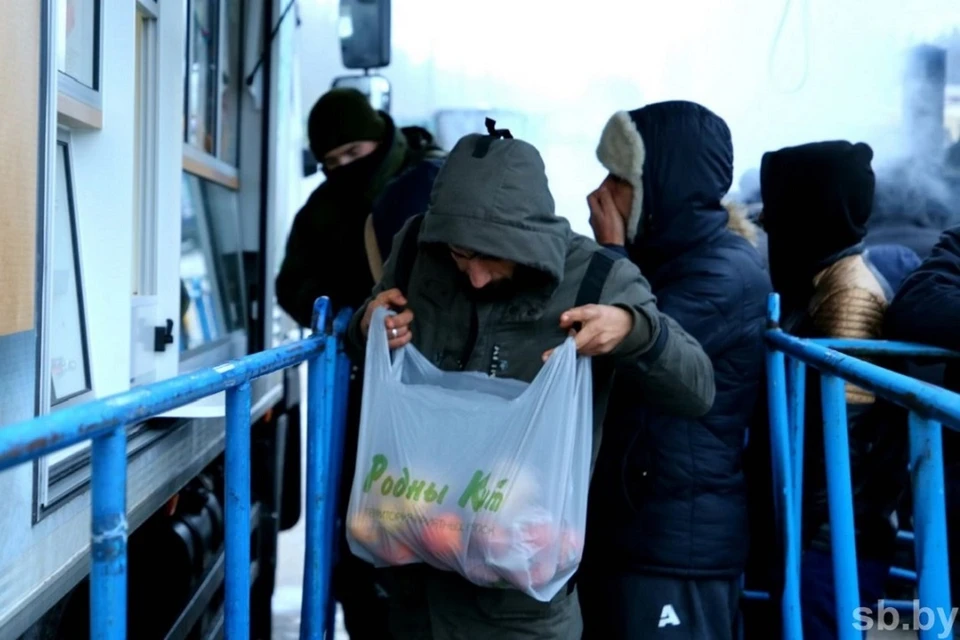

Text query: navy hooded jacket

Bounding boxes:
[370,155,444,259]
[584,101,772,578]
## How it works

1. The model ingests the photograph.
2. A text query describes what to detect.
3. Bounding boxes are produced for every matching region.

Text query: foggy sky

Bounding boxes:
[299,0,960,236]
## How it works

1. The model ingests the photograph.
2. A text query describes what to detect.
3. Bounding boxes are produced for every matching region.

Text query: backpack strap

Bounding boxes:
[574,249,625,381]
[363,213,384,284]
[393,214,425,294]
[575,248,622,309]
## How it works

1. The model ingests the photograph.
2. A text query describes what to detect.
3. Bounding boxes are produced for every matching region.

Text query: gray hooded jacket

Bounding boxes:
[347,132,715,466]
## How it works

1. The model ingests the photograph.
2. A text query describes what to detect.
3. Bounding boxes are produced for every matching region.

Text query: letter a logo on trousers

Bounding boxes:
[659,604,681,628]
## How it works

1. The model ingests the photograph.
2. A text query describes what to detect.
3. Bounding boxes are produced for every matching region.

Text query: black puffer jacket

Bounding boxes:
[584,101,771,578]
[885,224,960,355]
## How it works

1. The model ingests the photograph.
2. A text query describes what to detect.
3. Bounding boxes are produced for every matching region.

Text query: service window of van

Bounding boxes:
[56,0,103,128]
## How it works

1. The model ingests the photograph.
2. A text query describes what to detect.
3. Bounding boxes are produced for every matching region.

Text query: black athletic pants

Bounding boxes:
[579,570,740,640]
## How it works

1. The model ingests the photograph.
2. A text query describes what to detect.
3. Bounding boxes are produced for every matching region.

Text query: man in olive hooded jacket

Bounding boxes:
[346,128,716,638]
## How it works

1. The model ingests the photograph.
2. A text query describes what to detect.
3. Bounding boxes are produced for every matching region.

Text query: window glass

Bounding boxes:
[219,0,242,164]
[201,179,248,332]
[133,14,158,297]
[50,143,92,405]
[57,0,99,89]
[179,173,246,352]
[180,174,226,351]
[185,0,219,154]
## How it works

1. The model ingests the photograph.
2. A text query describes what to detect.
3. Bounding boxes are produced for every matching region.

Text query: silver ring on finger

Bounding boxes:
[391,328,399,339]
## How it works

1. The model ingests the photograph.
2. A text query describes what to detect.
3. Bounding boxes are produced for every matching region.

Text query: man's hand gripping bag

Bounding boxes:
[345,307,593,602]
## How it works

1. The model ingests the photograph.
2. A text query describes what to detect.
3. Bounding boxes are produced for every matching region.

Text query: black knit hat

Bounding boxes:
[307,88,386,159]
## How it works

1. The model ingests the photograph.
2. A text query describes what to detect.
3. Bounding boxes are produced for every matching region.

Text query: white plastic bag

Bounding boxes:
[345,307,593,602]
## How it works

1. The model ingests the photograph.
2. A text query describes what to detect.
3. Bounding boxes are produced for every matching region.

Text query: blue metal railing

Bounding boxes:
[0,297,351,640]
[765,292,960,640]
[301,304,353,640]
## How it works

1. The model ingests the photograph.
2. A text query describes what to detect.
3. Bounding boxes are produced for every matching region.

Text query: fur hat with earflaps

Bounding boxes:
[596,102,744,251]
[596,111,646,243]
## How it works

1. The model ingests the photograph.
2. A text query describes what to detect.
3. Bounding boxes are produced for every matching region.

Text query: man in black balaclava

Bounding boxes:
[277,87,445,638]
[278,87,443,324]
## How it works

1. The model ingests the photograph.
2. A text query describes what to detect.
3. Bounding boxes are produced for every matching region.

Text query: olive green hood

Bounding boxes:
[417,133,570,284]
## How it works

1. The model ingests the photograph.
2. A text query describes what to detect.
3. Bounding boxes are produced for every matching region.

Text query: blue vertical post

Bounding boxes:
[786,358,806,533]
[319,327,339,639]
[324,309,354,640]
[820,374,860,640]
[766,347,804,640]
[326,329,350,552]
[302,298,332,640]
[766,295,803,640]
[225,382,252,640]
[324,347,343,640]
[908,413,953,640]
[301,353,325,640]
[90,426,128,640]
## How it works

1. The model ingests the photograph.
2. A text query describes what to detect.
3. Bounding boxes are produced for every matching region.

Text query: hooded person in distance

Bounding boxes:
[759,140,909,640]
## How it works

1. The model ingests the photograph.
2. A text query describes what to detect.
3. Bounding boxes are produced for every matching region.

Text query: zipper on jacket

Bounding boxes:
[488,344,501,377]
